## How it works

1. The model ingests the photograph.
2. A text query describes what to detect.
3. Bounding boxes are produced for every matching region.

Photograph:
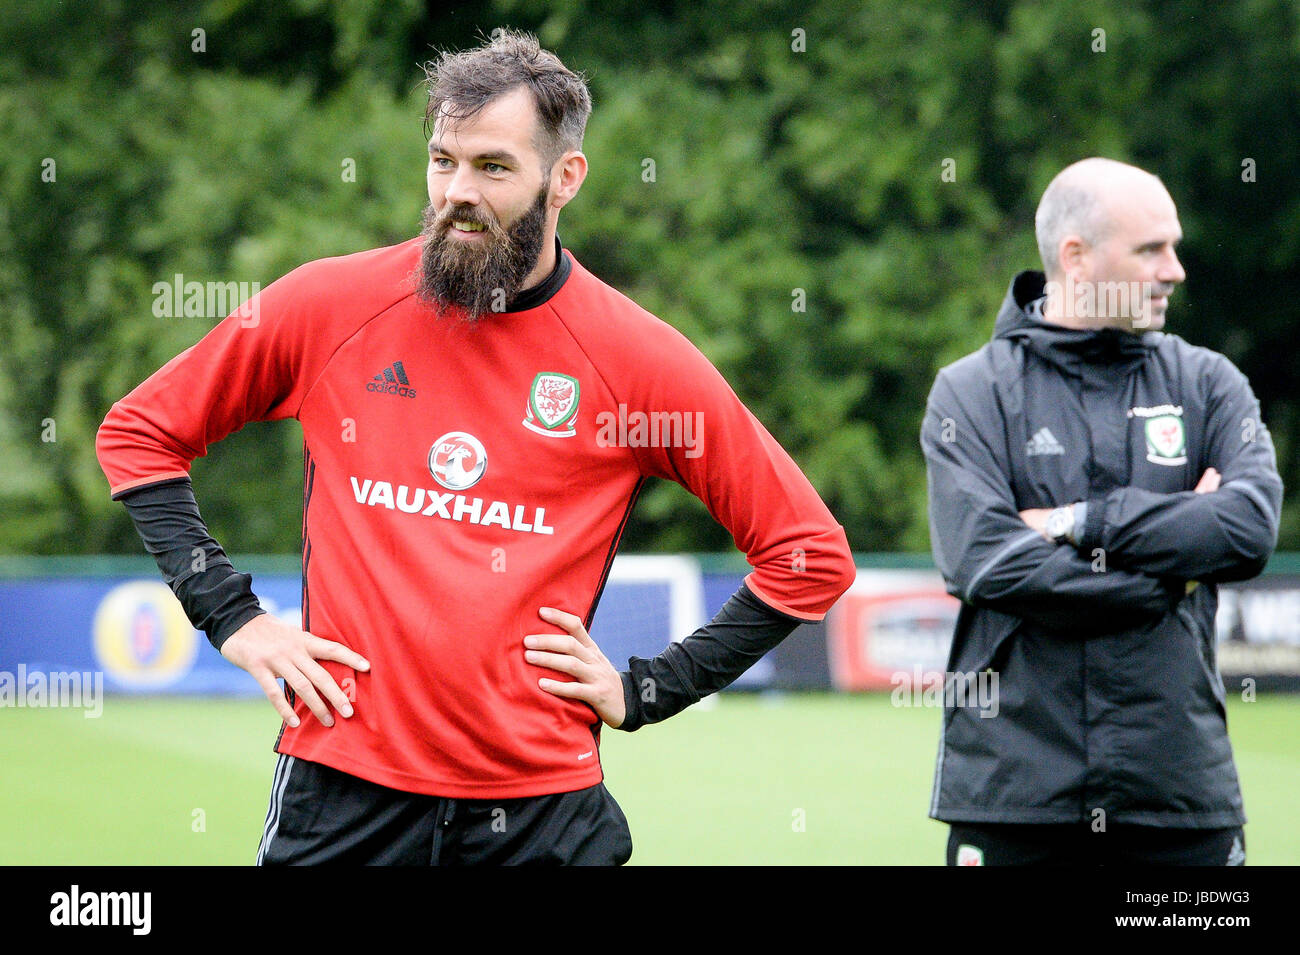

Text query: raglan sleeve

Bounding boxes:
[607,316,856,731]
[618,320,856,620]
[922,363,1179,633]
[95,264,324,649]
[96,264,320,498]
[1076,352,1282,583]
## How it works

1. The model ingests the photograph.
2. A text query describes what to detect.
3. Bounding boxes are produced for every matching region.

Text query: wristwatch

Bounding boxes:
[1045,504,1077,545]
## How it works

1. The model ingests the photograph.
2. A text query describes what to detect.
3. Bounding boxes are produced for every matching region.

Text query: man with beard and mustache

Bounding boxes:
[417,186,548,318]
[96,30,855,865]
[921,158,1282,865]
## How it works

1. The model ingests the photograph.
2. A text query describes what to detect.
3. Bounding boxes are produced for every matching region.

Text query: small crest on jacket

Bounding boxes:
[956,844,985,866]
[1144,414,1187,465]
[524,372,579,437]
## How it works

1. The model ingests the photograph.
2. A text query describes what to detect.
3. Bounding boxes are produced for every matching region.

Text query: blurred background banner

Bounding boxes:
[826,571,958,691]
[5,555,1298,694]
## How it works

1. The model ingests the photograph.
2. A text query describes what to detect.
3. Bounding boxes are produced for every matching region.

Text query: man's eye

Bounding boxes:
[432,157,452,169]
[484,162,505,173]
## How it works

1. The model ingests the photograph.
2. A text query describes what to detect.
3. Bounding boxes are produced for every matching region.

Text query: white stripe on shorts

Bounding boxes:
[256,753,296,866]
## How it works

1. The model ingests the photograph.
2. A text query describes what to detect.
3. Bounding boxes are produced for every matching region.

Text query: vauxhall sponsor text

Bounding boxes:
[350,477,554,535]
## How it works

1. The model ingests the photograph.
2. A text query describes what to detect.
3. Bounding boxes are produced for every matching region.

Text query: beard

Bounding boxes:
[416,189,549,319]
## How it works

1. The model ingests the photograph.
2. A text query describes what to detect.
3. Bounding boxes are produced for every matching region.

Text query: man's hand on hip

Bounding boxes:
[525,607,626,728]
[220,615,370,728]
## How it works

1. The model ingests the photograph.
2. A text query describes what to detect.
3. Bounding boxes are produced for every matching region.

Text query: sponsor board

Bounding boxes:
[4,563,1299,695]
[826,571,960,691]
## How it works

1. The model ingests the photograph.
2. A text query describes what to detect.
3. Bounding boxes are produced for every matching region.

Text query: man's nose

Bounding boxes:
[443,165,481,207]
[1158,247,1186,286]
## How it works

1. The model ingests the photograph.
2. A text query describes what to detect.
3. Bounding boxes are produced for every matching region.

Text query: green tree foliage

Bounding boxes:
[1,0,1296,557]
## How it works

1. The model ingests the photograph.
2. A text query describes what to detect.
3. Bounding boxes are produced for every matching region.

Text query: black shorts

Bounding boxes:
[256,754,634,866]
[946,822,1246,866]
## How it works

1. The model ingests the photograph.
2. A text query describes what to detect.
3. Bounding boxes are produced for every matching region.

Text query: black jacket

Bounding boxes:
[921,271,1283,827]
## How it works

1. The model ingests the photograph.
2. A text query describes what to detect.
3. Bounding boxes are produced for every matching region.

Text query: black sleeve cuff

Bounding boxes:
[613,583,801,732]
[618,671,646,733]
[1078,496,1107,554]
[119,479,265,652]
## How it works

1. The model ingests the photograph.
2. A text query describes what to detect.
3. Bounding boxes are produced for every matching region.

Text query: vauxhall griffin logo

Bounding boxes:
[429,432,488,490]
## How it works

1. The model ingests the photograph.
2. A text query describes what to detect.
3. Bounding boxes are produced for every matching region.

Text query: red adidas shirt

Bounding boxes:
[97,238,855,798]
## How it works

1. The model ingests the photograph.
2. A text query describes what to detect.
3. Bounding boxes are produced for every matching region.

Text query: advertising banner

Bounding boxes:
[3,559,1298,696]
[826,569,1300,692]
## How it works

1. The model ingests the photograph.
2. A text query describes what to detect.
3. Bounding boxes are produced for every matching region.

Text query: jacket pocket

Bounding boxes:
[948,604,1020,676]
[1176,593,1226,717]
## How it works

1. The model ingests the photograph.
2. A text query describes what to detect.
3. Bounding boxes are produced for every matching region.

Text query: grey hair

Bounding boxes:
[1034,177,1112,279]
[1035,158,1170,277]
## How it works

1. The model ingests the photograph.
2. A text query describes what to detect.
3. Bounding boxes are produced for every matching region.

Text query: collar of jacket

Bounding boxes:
[992,270,1162,374]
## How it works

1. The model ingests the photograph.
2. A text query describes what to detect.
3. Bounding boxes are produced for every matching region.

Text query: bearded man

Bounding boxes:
[96,30,854,865]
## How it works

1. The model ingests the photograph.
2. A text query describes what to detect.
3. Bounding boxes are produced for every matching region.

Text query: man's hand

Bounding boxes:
[1021,471,1219,587]
[1019,507,1053,539]
[525,607,626,728]
[220,614,370,728]
[1184,468,1222,594]
[1023,470,1219,538]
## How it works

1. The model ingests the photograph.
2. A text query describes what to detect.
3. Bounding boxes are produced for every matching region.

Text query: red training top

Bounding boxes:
[97,238,855,798]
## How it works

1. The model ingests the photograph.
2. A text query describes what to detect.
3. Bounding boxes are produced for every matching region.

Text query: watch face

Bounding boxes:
[1046,508,1071,540]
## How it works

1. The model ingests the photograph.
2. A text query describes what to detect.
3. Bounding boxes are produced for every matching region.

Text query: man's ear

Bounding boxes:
[549,151,588,210]
[1059,234,1089,283]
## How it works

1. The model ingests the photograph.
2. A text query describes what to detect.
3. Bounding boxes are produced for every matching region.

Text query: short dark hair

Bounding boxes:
[423,29,592,170]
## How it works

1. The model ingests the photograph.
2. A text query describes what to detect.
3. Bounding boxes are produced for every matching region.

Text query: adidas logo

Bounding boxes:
[1026,427,1064,456]
[366,361,417,399]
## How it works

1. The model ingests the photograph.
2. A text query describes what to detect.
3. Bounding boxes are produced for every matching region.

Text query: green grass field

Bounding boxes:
[2,692,1297,865]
